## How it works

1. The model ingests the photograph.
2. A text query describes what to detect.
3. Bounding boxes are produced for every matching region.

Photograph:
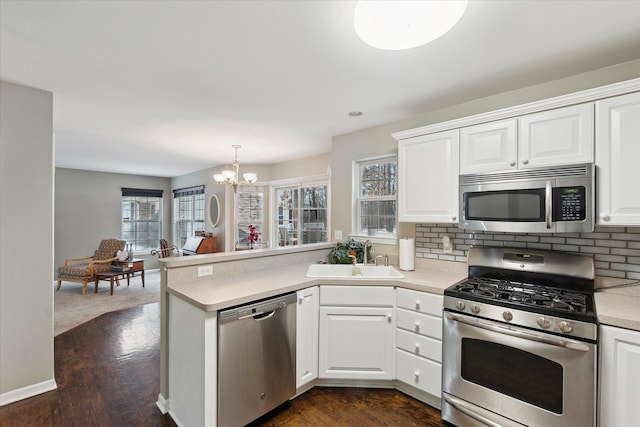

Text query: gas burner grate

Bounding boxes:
[453,277,589,314]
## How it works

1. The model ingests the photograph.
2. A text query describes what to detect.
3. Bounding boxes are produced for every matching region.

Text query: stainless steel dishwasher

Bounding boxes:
[218,292,296,427]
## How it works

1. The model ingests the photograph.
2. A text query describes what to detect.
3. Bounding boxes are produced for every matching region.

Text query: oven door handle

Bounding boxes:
[446,312,590,352]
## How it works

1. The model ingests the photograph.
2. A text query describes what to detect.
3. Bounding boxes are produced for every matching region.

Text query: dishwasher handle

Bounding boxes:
[238,308,278,321]
[237,300,288,321]
[219,293,295,324]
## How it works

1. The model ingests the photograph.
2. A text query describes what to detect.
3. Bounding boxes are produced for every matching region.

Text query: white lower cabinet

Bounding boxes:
[395,288,443,406]
[296,286,319,389]
[599,325,640,427]
[318,286,395,380]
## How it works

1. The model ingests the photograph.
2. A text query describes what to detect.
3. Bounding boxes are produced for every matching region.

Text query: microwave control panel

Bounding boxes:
[553,186,586,221]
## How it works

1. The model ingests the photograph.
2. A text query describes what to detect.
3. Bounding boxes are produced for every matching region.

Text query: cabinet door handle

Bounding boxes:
[522,159,529,165]
[298,296,304,304]
[414,370,420,377]
[386,313,393,322]
[415,300,421,309]
[414,321,420,331]
[601,214,611,221]
[415,343,421,350]
[509,161,516,167]
[451,216,457,221]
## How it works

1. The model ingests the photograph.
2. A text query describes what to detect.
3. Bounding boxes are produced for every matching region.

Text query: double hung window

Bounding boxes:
[354,156,397,240]
[121,188,163,251]
[173,185,205,248]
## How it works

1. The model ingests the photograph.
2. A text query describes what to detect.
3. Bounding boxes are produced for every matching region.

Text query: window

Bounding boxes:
[354,156,397,240]
[173,185,205,248]
[121,188,163,251]
[274,182,328,247]
[236,189,264,248]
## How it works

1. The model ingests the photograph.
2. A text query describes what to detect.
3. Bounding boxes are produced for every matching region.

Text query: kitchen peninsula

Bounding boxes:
[157,245,640,427]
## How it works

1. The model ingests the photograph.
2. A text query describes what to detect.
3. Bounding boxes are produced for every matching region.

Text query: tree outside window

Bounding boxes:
[274,183,328,247]
[355,156,397,239]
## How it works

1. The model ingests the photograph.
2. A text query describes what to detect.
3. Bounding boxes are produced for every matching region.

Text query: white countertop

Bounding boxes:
[166,260,640,332]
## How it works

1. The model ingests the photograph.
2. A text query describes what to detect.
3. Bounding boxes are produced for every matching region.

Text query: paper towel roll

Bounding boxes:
[399,238,415,271]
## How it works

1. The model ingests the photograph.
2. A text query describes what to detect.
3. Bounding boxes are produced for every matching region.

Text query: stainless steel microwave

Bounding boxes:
[459,163,595,233]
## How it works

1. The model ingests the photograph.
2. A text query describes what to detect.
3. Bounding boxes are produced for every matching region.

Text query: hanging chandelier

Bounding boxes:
[213,145,257,193]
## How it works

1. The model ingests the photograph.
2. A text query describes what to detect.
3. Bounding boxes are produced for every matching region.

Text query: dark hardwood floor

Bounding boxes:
[0,303,446,427]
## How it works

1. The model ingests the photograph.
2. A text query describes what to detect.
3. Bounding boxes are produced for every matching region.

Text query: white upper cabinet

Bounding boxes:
[596,92,640,225]
[460,119,517,174]
[460,104,594,174]
[398,130,459,223]
[518,103,594,169]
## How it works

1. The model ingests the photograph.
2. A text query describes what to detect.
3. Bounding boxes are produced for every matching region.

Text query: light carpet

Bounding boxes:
[54,268,161,336]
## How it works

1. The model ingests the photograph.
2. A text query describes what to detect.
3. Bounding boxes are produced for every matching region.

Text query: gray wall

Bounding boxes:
[331,59,640,257]
[54,168,172,275]
[0,81,55,401]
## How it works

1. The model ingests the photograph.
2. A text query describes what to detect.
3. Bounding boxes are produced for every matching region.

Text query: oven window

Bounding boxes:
[465,189,545,221]
[461,338,563,414]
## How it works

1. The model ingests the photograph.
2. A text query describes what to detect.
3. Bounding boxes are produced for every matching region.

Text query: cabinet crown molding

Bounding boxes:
[393,78,640,141]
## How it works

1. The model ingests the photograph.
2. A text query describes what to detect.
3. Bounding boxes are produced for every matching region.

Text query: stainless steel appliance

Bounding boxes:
[218,293,296,427]
[442,247,597,427]
[459,163,595,233]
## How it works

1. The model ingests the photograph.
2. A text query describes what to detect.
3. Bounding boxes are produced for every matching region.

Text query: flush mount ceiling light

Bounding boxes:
[213,145,258,193]
[354,0,468,51]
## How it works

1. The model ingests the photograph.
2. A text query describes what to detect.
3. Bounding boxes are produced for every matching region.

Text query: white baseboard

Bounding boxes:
[156,393,170,414]
[0,378,57,406]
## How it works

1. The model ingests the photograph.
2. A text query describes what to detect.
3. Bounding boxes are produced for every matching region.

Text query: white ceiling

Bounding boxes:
[1,1,639,178]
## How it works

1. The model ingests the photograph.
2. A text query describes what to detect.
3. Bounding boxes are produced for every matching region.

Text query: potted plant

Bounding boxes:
[327,238,373,264]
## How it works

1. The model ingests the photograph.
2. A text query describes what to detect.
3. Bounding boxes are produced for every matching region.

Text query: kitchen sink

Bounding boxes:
[305,264,404,279]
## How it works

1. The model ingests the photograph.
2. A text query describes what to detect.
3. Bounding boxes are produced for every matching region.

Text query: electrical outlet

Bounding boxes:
[334,230,343,240]
[197,265,213,277]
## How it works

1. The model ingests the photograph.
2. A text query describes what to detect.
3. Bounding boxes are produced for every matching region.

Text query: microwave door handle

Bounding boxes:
[545,180,553,229]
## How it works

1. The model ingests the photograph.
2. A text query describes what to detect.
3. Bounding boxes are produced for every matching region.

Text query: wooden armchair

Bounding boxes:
[57,238,125,295]
[151,239,180,258]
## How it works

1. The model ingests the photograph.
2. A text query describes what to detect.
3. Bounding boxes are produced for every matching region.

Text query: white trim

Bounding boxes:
[156,393,170,414]
[0,378,57,406]
[349,234,398,246]
[392,78,640,141]
[266,173,331,188]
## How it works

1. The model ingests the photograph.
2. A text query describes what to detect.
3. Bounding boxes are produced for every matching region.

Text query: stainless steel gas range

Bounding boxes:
[442,247,597,427]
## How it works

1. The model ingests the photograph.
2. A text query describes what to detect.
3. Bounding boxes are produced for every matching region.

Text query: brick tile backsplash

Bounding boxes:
[414,224,640,279]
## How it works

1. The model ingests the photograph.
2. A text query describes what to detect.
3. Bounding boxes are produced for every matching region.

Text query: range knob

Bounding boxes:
[559,321,573,333]
[471,304,481,314]
[503,311,513,322]
[455,301,466,310]
[537,317,551,329]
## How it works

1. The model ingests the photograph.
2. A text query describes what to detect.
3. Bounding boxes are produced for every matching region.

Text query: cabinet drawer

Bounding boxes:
[396,329,441,363]
[396,308,442,340]
[320,285,394,307]
[396,288,443,317]
[396,349,441,397]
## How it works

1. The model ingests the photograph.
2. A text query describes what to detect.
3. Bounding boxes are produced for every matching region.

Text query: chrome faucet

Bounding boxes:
[363,240,372,266]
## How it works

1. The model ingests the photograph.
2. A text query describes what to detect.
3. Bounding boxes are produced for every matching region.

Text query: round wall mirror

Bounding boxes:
[208,194,221,227]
